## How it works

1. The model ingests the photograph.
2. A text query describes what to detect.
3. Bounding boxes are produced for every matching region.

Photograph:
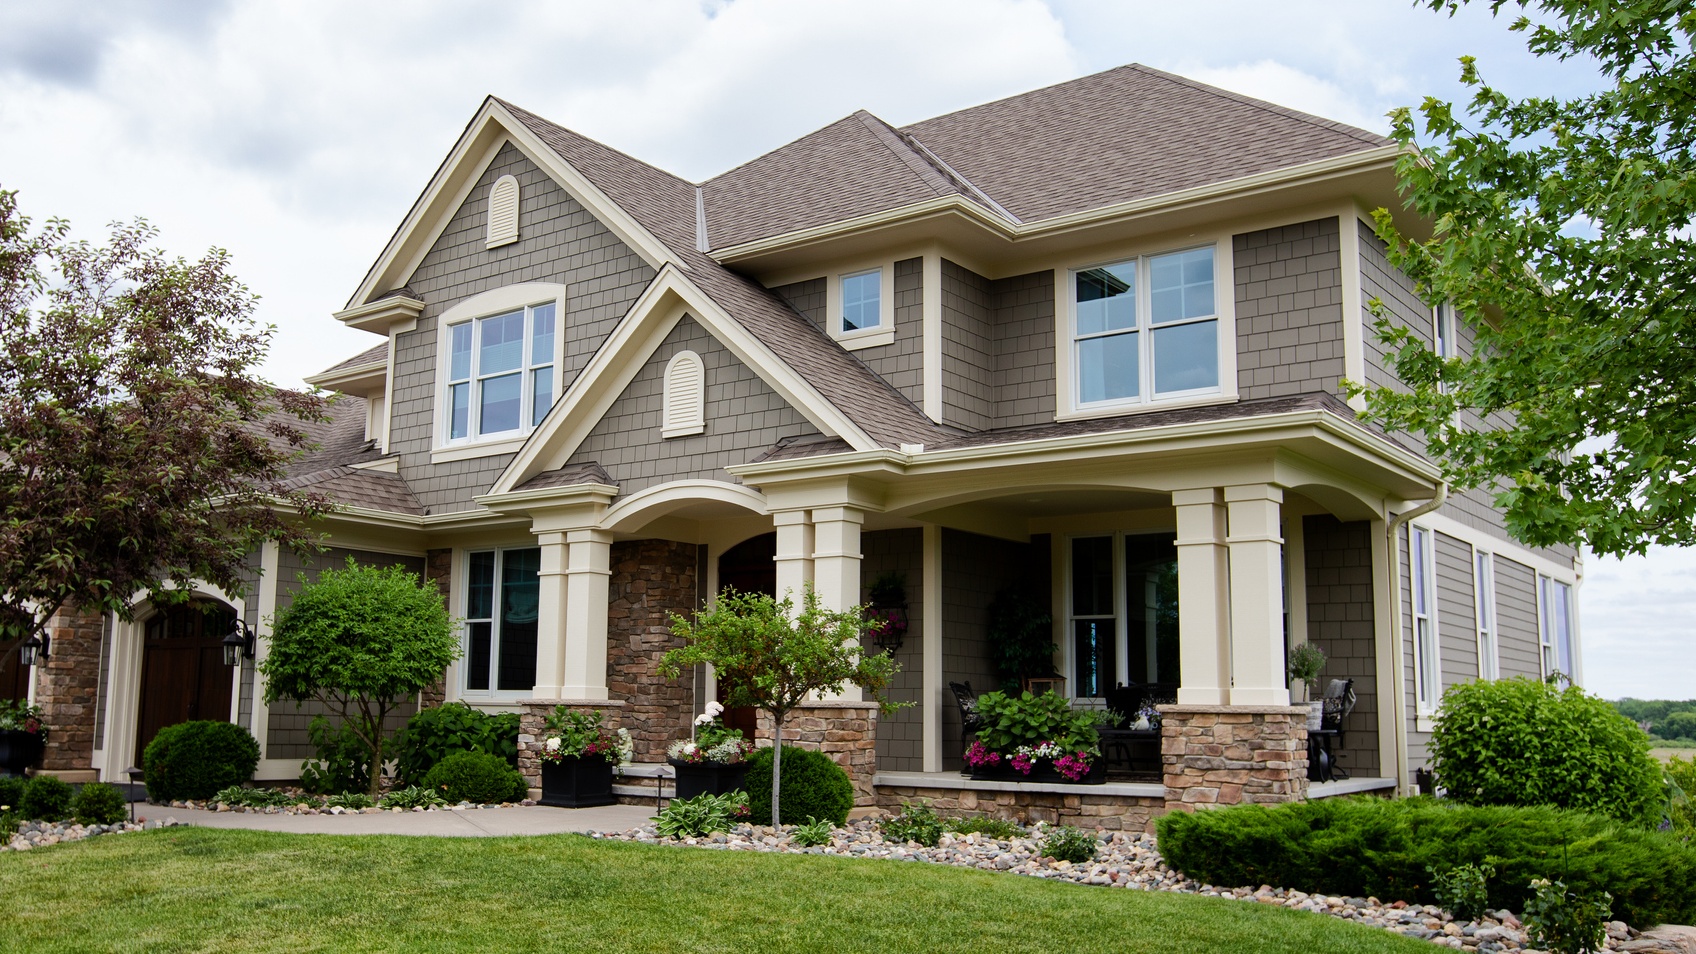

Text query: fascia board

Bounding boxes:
[473,483,620,513]
[302,363,386,395]
[330,297,426,334]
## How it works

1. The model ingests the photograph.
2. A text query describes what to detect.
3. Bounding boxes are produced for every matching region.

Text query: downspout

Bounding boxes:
[1385,481,1447,797]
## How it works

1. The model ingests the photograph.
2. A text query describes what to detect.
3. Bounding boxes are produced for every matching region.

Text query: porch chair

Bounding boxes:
[1319,677,1357,780]
[949,681,982,739]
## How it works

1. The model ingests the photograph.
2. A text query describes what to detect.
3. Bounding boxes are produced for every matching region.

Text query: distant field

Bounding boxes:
[1652,747,1695,762]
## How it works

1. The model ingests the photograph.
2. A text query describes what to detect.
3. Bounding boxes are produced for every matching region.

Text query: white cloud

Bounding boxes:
[1178,60,1393,134]
[1580,546,1696,700]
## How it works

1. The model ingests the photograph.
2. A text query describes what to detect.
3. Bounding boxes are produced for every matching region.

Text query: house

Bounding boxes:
[19,65,1581,826]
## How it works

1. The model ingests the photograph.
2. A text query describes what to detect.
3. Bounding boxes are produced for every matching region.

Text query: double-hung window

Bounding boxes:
[446,301,556,442]
[1073,246,1220,409]
[1474,550,1499,680]
[1068,532,1181,699]
[1410,525,1440,713]
[1539,575,1575,682]
[462,548,540,695]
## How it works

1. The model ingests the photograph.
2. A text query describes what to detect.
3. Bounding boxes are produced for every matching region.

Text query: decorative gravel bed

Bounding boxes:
[6,817,187,852]
[593,820,1695,954]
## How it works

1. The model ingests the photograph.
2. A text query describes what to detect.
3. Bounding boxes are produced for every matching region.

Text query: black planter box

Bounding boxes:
[0,729,44,778]
[669,759,750,801]
[539,756,616,808]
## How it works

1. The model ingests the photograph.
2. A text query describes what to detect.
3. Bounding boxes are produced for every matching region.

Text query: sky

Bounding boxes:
[0,0,1685,700]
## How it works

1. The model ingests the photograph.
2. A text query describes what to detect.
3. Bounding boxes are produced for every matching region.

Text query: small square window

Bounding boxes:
[840,269,882,333]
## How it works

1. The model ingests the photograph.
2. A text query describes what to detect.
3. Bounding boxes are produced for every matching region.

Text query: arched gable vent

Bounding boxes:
[486,174,520,248]
[662,350,705,438]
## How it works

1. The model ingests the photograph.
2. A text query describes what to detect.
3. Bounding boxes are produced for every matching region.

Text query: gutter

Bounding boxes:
[1385,481,1447,797]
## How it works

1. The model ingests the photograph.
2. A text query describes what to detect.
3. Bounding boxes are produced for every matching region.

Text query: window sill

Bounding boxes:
[832,327,895,351]
[1415,714,1437,734]
[431,435,530,464]
[1054,392,1237,424]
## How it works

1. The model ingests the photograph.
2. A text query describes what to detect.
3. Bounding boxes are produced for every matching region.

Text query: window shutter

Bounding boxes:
[486,175,520,248]
[663,351,705,438]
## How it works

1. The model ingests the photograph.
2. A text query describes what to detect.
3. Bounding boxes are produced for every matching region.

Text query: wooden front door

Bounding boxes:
[714,533,776,741]
[0,648,28,703]
[136,603,236,763]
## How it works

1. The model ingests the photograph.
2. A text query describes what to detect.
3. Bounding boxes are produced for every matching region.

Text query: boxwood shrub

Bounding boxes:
[742,745,853,826]
[391,702,520,786]
[1154,796,1696,928]
[142,721,260,802]
[70,781,129,825]
[420,750,527,804]
[19,775,73,822]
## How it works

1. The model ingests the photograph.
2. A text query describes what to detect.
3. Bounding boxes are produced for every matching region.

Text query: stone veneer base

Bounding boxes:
[1158,704,1309,812]
[873,781,1164,832]
[756,702,879,807]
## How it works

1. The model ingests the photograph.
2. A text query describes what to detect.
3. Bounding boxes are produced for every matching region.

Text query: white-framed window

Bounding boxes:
[823,261,895,350]
[1410,525,1440,713]
[1066,531,1180,699]
[1070,244,1223,411]
[840,268,881,333]
[462,547,540,695]
[1474,549,1499,680]
[1539,575,1575,682]
[444,301,556,443]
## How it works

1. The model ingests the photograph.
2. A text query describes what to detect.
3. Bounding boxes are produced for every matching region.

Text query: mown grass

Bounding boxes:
[0,828,1430,953]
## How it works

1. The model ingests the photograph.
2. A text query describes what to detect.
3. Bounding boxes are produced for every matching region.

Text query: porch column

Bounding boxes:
[1174,488,1231,705]
[561,528,614,699]
[1226,483,1290,706]
[772,509,813,604]
[812,505,864,702]
[921,523,944,772]
[532,531,569,698]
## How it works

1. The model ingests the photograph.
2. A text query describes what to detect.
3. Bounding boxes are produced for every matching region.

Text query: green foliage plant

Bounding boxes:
[1431,861,1495,922]
[391,702,519,785]
[0,698,45,736]
[421,750,526,805]
[949,816,1025,840]
[212,786,297,809]
[68,781,128,826]
[379,786,446,810]
[985,587,1054,691]
[1286,643,1326,702]
[298,716,374,795]
[0,188,330,667]
[142,720,260,802]
[1041,825,1098,864]
[539,708,629,764]
[972,690,1100,755]
[740,745,853,827]
[661,586,898,826]
[1353,0,1696,556]
[323,793,375,811]
[790,816,835,847]
[881,801,944,847]
[19,774,73,822]
[262,559,460,799]
[1153,796,1696,927]
[653,790,749,839]
[1523,878,1612,954]
[0,775,25,815]
[1665,755,1695,840]
[1431,677,1663,826]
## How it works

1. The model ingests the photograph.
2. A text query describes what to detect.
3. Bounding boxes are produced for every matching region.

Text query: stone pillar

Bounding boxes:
[517,699,626,800]
[1173,488,1231,705]
[756,702,879,809]
[37,605,105,775]
[605,540,698,763]
[422,547,453,708]
[562,529,614,700]
[531,531,569,699]
[1159,704,1308,811]
[772,510,813,604]
[1226,484,1290,706]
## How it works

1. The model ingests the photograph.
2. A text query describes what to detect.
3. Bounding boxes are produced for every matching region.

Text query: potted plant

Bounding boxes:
[0,699,46,778]
[538,708,630,808]
[666,700,754,800]
[1287,642,1328,729]
[963,690,1105,784]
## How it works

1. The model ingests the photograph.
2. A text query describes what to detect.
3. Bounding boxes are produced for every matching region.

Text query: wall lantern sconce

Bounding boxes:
[222,620,255,667]
[19,633,49,668]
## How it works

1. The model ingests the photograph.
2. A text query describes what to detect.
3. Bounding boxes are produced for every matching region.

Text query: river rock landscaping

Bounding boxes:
[594,820,1696,954]
[6,817,186,852]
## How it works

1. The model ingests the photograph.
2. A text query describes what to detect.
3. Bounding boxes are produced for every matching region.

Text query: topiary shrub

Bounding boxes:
[19,775,73,821]
[420,750,526,804]
[742,746,852,826]
[70,781,128,825]
[1154,796,1696,928]
[1431,677,1663,827]
[142,721,260,802]
[391,702,520,786]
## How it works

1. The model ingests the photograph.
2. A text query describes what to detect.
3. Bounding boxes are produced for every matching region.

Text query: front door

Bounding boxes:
[714,533,776,741]
[136,603,236,763]
[0,648,28,703]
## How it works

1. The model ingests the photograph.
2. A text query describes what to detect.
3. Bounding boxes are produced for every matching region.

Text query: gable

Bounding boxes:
[565,314,823,497]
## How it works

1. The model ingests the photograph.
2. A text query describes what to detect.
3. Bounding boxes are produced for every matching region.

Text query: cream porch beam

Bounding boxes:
[1226,483,1291,706]
[1174,488,1231,705]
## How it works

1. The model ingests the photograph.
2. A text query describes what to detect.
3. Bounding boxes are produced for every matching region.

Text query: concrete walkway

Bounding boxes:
[135,803,654,837]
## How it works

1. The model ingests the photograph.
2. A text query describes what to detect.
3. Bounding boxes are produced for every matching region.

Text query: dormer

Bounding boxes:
[304,342,391,450]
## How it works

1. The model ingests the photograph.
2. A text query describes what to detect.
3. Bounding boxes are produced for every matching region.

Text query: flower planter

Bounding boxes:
[539,756,615,808]
[668,759,749,801]
[0,729,44,778]
[967,757,1105,785]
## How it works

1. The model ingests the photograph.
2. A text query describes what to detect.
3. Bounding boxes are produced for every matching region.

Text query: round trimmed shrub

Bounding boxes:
[70,781,129,825]
[20,775,73,821]
[421,750,527,804]
[0,775,25,813]
[1431,677,1662,826]
[142,721,260,802]
[392,702,521,786]
[742,745,853,826]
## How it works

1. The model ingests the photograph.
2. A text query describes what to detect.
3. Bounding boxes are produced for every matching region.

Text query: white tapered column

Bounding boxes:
[561,528,613,700]
[1174,488,1231,705]
[811,505,864,703]
[1226,484,1289,706]
[532,530,569,698]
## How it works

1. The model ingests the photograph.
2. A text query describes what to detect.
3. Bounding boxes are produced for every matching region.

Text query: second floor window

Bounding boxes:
[839,268,882,334]
[447,302,556,441]
[1073,245,1219,409]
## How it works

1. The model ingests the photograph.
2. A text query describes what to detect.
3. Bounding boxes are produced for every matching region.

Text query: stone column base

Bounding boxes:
[39,605,105,772]
[1158,704,1308,812]
[519,699,626,799]
[756,702,879,807]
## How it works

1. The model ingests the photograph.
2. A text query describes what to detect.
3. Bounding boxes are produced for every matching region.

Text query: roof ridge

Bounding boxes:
[850,110,958,198]
[1122,64,1390,146]
[895,129,1023,225]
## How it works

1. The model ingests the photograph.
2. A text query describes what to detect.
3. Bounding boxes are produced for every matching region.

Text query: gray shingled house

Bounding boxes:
[25,65,1581,826]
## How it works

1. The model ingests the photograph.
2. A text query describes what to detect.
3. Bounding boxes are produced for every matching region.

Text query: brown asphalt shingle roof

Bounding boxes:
[514,461,617,491]
[313,343,387,380]
[276,465,424,516]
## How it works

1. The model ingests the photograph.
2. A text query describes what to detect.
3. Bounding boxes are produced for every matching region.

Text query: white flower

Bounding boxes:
[705,701,724,717]
[544,737,561,752]
[693,712,713,726]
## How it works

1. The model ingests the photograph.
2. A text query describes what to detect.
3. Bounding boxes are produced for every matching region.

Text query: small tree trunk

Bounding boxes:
[771,711,783,827]
[365,704,388,800]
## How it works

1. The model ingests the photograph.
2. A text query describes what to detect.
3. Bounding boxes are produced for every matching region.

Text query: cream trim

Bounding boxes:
[486,174,520,249]
[921,252,943,422]
[921,523,943,772]
[348,456,400,473]
[331,296,425,335]
[662,350,706,438]
[1409,522,1440,717]
[823,256,897,345]
[303,361,385,393]
[251,540,281,763]
[432,437,529,464]
[600,480,768,534]
[1339,203,1369,411]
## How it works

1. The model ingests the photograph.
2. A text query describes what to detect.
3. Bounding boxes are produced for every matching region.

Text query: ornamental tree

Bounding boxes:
[262,560,459,798]
[660,587,898,826]
[1356,1,1696,555]
[0,187,329,660]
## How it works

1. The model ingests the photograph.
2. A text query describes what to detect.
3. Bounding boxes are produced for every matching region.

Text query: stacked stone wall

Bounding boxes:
[1159,705,1308,810]
[37,606,104,775]
[517,699,625,800]
[872,784,1162,831]
[606,540,698,762]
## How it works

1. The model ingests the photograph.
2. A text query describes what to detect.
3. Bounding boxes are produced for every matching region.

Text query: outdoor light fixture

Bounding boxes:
[222,620,255,667]
[19,633,48,668]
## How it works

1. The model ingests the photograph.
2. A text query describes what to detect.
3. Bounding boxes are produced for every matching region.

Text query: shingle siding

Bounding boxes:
[767,265,925,412]
[862,529,924,773]
[991,269,1057,428]
[1302,515,1379,777]
[940,259,994,431]
[387,142,657,514]
[1234,217,1345,399]
[565,315,823,496]
[771,277,826,329]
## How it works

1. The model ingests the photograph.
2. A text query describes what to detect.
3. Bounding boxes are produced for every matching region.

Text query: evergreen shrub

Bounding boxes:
[19,775,73,821]
[142,721,260,801]
[421,750,526,804]
[742,746,852,826]
[392,702,521,786]
[70,781,128,825]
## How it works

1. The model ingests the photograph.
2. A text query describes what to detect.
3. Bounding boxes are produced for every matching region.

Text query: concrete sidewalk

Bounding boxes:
[136,803,654,837]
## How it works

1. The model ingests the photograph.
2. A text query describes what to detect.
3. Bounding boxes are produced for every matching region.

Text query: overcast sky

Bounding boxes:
[1,0,1684,700]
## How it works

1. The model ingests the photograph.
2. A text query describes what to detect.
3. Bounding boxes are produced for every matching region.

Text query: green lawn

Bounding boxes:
[0,829,1430,953]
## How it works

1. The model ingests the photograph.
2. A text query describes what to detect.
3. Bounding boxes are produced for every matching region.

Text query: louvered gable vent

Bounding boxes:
[662,350,705,438]
[486,174,520,248]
